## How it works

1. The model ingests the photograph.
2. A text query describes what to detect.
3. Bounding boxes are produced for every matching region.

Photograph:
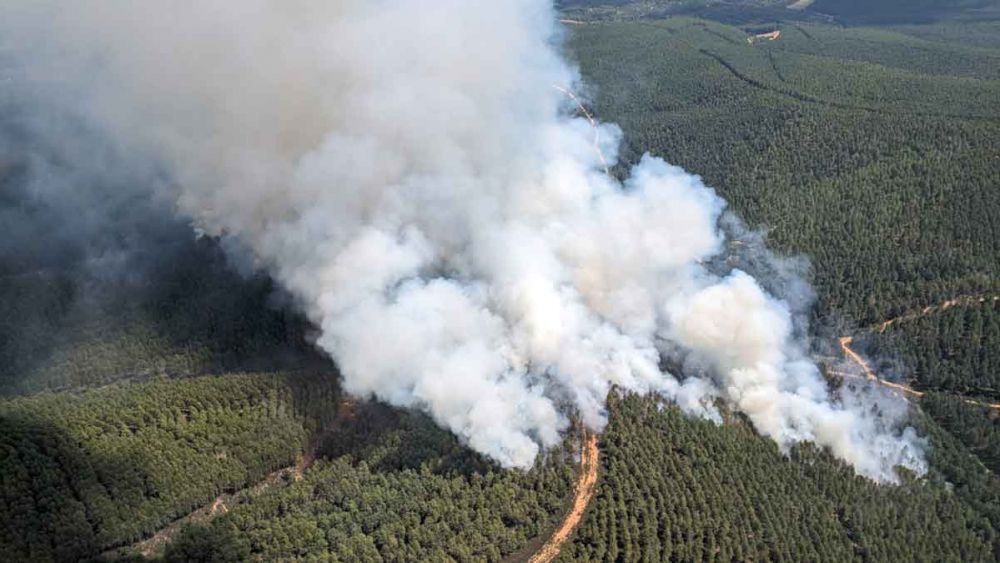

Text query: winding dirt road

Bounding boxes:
[104,399,358,560]
[529,431,600,563]
[837,336,1000,410]
[103,455,309,560]
[837,336,923,397]
[836,295,1000,410]
[110,397,601,561]
[873,295,1000,334]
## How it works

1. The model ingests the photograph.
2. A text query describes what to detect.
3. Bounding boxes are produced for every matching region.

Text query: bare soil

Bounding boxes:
[528,431,600,563]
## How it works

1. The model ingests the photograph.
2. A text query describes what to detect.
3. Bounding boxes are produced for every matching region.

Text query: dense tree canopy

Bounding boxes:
[0,371,338,561]
[865,300,1000,398]
[568,18,1000,326]
[158,404,577,562]
[0,10,998,563]
[561,394,1000,561]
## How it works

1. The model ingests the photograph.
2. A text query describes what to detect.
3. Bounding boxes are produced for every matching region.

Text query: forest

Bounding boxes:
[0,6,998,563]
[0,237,312,396]
[560,394,1000,561]
[865,299,1000,398]
[154,405,576,562]
[561,12,1000,559]
[560,0,1000,25]
[0,371,339,560]
[811,0,1000,23]
[567,17,1000,328]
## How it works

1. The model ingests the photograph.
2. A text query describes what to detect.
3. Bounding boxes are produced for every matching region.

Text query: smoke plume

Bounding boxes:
[1,0,925,481]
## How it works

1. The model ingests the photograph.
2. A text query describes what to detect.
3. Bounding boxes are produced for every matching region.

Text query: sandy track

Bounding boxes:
[837,331,999,410]
[529,431,599,563]
[103,457,306,560]
[103,399,357,560]
[873,295,999,334]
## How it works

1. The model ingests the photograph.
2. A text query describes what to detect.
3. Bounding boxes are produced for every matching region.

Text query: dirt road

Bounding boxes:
[552,85,609,175]
[529,431,600,563]
[104,456,307,560]
[837,336,877,382]
[104,399,357,560]
[837,294,1000,410]
[837,333,1000,410]
[873,295,999,334]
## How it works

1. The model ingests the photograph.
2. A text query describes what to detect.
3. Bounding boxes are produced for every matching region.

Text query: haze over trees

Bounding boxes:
[0,371,337,560]
[567,16,1000,329]
[0,2,999,561]
[561,9,1000,559]
[561,394,999,561]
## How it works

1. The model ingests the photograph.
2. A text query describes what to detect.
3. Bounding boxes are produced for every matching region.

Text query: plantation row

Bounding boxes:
[570,18,1000,326]
[862,300,1000,399]
[0,237,311,396]
[566,16,1000,561]
[561,394,1000,561]
[154,405,577,562]
[0,371,338,561]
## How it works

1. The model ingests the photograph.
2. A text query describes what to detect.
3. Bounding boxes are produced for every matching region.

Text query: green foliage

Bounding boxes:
[565,19,1000,560]
[561,394,998,561]
[776,22,1000,80]
[810,0,1000,24]
[866,300,1000,397]
[163,521,251,563]
[0,237,312,396]
[0,371,338,561]
[889,20,1000,50]
[0,12,998,563]
[921,392,1000,474]
[164,405,577,562]
[568,18,1000,326]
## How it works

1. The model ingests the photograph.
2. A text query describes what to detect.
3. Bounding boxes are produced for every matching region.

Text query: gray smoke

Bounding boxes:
[1,0,925,481]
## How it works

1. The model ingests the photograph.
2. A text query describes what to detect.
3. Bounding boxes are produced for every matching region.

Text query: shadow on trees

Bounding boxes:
[0,413,142,561]
[0,232,322,396]
[318,401,497,478]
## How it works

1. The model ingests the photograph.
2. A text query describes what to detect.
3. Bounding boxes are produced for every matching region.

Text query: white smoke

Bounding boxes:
[1,0,925,481]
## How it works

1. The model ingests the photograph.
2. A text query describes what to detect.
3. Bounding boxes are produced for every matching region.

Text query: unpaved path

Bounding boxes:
[873,295,1000,334]
[552,85,609,175]
[837,304,1000,410]
[698,48,991,121]
[838,336,877,382]
[121,401,601,562]
[104,456,307,560]
[529,431,599,563]
[103,399,357,560]
[836,336,925,398]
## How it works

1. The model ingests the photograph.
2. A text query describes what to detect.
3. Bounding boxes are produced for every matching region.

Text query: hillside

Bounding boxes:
[811,0,1000,23]
[1,6,999,563]
[561,394,999,561]
[560,12,1000,559]
[560,0,1000,24]
[567,17,1000,325]
[0,371,338,560]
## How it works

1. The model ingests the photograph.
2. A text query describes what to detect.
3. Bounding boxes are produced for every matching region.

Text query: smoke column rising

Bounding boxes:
[1,0,925,481]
